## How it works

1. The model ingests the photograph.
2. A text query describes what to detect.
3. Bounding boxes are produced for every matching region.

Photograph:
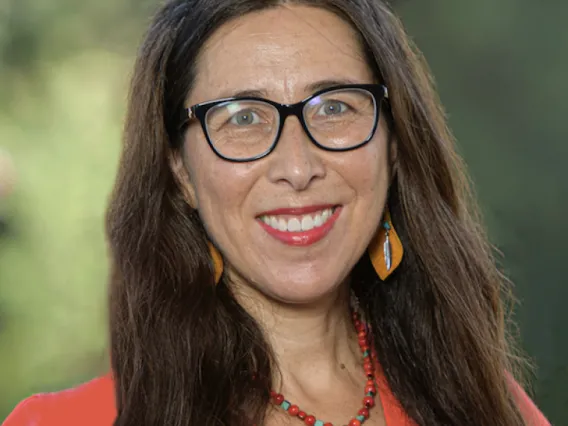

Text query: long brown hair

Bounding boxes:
[106,0,526,424]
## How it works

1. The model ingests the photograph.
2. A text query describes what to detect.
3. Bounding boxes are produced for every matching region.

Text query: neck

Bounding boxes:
[232,281,362,392]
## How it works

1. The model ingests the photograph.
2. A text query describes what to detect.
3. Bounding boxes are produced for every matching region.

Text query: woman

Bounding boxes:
[4,0,551,425]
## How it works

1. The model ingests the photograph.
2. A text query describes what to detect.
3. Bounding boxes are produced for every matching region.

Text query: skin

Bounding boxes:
[173,5,393,425]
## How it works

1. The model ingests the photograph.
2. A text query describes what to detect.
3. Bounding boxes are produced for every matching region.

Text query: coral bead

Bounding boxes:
[298,411,307,420]
[349,420,362,426]
[304,415,316,425]
[358,408,370,418]
[365,385,376,395]
[274,394,284,405]
[324,424,333,426]
[363,396,375,408]
[288,405,300,416]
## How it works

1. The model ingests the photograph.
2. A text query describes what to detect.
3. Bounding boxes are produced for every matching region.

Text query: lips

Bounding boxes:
[256,205,342,246]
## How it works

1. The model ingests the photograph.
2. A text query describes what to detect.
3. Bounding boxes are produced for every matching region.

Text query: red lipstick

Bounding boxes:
[257,206,342,246]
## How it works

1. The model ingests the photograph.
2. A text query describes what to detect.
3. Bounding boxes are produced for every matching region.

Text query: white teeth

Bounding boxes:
[287,218,301,232]
[259,208,336,233]
[278,218,287,232]
[313,215,323,227]
[270,217,278,228]
[301,216,314,231]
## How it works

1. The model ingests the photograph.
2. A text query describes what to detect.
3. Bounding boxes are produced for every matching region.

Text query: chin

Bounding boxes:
[262,276,344,306]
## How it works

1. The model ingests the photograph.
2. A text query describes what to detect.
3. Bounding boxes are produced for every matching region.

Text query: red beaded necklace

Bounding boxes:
[269,310,378,426]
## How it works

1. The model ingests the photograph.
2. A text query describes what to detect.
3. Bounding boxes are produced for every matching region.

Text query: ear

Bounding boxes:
[169,150,198,209]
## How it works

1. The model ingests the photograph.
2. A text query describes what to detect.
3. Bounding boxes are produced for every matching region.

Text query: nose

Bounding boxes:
[266,117,326,191]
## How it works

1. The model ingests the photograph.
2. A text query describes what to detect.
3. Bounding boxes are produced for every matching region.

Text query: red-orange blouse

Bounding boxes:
[3,369,550,426]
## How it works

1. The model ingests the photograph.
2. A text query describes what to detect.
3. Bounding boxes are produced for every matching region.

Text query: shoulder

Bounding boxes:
[508,375,551,426]
[3,375,116,426]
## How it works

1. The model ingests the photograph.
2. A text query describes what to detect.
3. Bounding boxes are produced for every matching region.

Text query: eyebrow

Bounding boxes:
[219,78,364,100]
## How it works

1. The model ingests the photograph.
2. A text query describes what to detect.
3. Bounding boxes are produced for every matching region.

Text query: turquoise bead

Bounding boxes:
[366,391,374,396]
[281,400,291,411]
[314,421,324,426]
[363,350,370,357]
[357,415,366,422]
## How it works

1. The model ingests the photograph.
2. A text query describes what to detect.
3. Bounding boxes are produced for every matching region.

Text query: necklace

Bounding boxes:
[269,310,378,426]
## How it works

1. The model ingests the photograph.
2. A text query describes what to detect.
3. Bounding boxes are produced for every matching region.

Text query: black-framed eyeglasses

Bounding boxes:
[180,84,389,162]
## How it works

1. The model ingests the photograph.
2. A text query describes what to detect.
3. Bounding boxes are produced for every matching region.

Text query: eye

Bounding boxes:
[316,100,350,116]
[229,109,261,126]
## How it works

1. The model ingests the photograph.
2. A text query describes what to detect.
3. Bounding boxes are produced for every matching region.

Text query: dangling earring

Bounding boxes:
[207,241,224,284]
[368,209,403,280]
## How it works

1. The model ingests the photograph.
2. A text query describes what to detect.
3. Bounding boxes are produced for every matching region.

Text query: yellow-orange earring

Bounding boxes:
[368,209,403,280]
[207,241,224,284]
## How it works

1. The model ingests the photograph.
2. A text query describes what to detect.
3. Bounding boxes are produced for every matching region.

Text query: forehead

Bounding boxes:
[189,5,375,104]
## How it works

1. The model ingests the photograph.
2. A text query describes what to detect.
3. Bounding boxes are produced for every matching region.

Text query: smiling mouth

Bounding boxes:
[258,206,339,233]
[255,205,342,247]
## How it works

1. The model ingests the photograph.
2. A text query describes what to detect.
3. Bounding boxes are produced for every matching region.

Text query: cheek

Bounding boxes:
[183,132,256,221]
[342,133,391,200]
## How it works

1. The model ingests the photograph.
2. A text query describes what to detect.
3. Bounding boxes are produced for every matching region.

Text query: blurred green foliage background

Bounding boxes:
[0,0,566,423]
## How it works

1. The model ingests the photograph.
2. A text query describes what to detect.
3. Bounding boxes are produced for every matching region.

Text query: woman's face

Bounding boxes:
[180,5,393,304]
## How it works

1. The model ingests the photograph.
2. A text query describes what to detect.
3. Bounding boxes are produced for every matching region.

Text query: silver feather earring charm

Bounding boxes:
[383,220,392,271]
